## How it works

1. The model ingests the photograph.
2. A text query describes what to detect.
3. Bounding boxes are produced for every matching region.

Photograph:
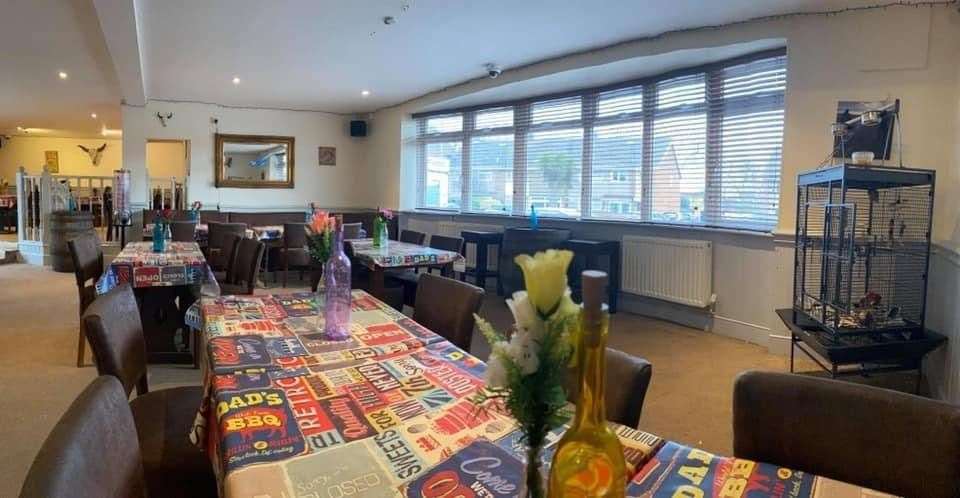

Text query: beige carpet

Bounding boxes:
[0,263,917,496]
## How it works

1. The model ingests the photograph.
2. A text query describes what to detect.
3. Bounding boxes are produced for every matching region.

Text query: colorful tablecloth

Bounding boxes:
[348,239,464,269]
[195,291,897,498]
[96,241,211,294]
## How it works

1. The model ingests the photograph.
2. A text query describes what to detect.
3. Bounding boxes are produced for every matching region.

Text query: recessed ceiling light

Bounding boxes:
[58,71,68,80]
[90,113,97,119]
[232,76,241,85]
[361,90,371,97]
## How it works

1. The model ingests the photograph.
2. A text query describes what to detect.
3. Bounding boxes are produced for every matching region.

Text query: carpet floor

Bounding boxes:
[0,263,918,496]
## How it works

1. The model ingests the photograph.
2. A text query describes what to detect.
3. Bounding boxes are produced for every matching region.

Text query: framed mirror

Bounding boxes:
[215,133,295,188]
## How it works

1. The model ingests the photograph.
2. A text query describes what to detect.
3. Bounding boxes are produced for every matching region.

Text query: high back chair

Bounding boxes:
[168,220,197,242]
[220,238,265,295]
[67,233,103,367]
[733,370,960,498]
[82,285,217,497]
[19,376,146,498]
[342,222,364,239]
[564,348,652,428]
[399,229,426,245]
[207,222,247,271]
[412,273,484,351]
[281,222,310,287]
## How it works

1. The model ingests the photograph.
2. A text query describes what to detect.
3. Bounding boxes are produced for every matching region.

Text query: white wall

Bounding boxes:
[0,136,123,180]
[368,6,960,402]
[122,100,371,210]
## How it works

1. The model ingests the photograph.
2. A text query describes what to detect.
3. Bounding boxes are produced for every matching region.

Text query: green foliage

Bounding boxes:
[538,153,576,196]
[306,230,332,264]
[474,313,576,449]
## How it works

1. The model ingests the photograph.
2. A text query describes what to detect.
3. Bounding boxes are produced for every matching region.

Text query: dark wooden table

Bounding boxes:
[459,230,502,292]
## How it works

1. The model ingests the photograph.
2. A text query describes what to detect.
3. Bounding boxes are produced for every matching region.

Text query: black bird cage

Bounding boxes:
[793,164,934,336]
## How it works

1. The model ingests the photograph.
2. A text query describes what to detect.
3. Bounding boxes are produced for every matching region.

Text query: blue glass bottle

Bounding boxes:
[323,220,351,341]
[152,221,165,253]
[530,204,539,230]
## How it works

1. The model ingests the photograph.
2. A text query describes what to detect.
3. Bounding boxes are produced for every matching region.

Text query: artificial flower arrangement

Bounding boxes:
[305,210,335,264]
[155,207,174,224]
[474,249,579,498]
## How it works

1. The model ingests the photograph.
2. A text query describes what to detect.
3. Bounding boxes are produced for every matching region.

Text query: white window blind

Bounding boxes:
[414,49,786,231]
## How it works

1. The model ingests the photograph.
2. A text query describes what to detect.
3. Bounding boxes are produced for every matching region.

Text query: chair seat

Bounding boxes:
[129,385,217,498]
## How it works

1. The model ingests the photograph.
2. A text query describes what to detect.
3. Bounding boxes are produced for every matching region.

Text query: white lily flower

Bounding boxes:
[507,290,546,341]
[485,354,508,388]
[507,330,540,375]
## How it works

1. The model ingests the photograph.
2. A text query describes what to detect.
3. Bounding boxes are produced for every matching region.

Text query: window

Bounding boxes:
[415,49,786,231]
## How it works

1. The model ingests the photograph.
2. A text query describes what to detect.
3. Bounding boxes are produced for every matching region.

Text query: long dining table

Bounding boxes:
[192,290,897,498]
[97,241,217,363]
[346,238,465,301]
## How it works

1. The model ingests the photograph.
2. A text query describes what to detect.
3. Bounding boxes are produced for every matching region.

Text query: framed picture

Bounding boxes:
[318,146,336,166]
[44,151,59,173]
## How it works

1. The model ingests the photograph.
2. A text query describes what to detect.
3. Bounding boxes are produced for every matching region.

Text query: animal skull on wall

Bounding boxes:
[78,143,107,166]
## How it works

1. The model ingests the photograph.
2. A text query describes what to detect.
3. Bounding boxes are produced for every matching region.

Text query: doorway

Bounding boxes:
[146,139,189,209]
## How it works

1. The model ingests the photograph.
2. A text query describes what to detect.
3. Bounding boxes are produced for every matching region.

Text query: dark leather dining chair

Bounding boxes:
[67,233,103,367]
[564,348,652,428]
[169,220,197,242]
[412,273,484,351]
[393,234,465,306]
[733,370,960,498]
[212,233,243,285]
[281,222,310,287]
[220,238,265,295]
[207,222,247,271]
[342,222,364,239]
[19,376,146,498]
[82,285,217,498]
[399,229,426,245]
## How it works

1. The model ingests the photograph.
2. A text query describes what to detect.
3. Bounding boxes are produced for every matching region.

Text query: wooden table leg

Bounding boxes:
[370,266,385,300]
[475,241,488,290]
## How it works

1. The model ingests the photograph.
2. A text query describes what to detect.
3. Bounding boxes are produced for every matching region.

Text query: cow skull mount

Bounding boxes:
[78,143,107,166]
[156,112,174,127]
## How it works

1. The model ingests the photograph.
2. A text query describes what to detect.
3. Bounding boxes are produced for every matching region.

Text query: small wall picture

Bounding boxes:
[44,150,59,173]
[318,146,336,166]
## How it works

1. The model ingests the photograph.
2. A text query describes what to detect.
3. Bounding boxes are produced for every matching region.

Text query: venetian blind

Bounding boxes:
[414,49,787,231]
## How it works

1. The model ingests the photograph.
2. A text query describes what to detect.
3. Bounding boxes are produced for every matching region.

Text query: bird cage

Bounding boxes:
[793,164,934,336]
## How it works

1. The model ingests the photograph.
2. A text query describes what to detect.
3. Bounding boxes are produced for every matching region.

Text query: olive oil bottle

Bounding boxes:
[548,271,627,498]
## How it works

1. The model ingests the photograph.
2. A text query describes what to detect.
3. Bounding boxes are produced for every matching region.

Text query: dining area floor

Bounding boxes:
[0,262,919,498]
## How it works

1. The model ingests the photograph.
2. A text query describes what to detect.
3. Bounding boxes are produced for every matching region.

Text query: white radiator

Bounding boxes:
[437,221,502,270]
[621,236,713,308]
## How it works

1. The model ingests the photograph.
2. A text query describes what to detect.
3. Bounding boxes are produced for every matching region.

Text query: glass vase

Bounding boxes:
[152,222,165,252]
[372,218,388,247]
[322,224,351,341]
[521,443,547,498]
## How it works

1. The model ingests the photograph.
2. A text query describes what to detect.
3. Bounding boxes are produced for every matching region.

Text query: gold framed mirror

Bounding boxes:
[215,133,295,188]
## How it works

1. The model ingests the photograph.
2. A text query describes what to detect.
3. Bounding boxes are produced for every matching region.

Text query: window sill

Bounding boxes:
[403,209,782,239]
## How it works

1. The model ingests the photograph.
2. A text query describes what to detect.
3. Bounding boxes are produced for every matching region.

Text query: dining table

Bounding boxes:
[192,290,898,498]
[97,241,217,363]
[346,238,465,301]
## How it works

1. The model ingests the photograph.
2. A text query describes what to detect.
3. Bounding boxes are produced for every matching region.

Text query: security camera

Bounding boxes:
[485,63,502,79]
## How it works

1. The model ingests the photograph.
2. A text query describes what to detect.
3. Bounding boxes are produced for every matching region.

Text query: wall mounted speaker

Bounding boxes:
[350,120,367,137]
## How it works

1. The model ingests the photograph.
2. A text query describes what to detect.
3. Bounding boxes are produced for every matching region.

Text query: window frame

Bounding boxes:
[414,47,787,231]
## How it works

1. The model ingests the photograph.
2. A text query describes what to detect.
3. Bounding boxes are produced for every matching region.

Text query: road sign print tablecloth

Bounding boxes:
[347,239,464,269]
[96,241,211,294]
[195,290,897,498]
